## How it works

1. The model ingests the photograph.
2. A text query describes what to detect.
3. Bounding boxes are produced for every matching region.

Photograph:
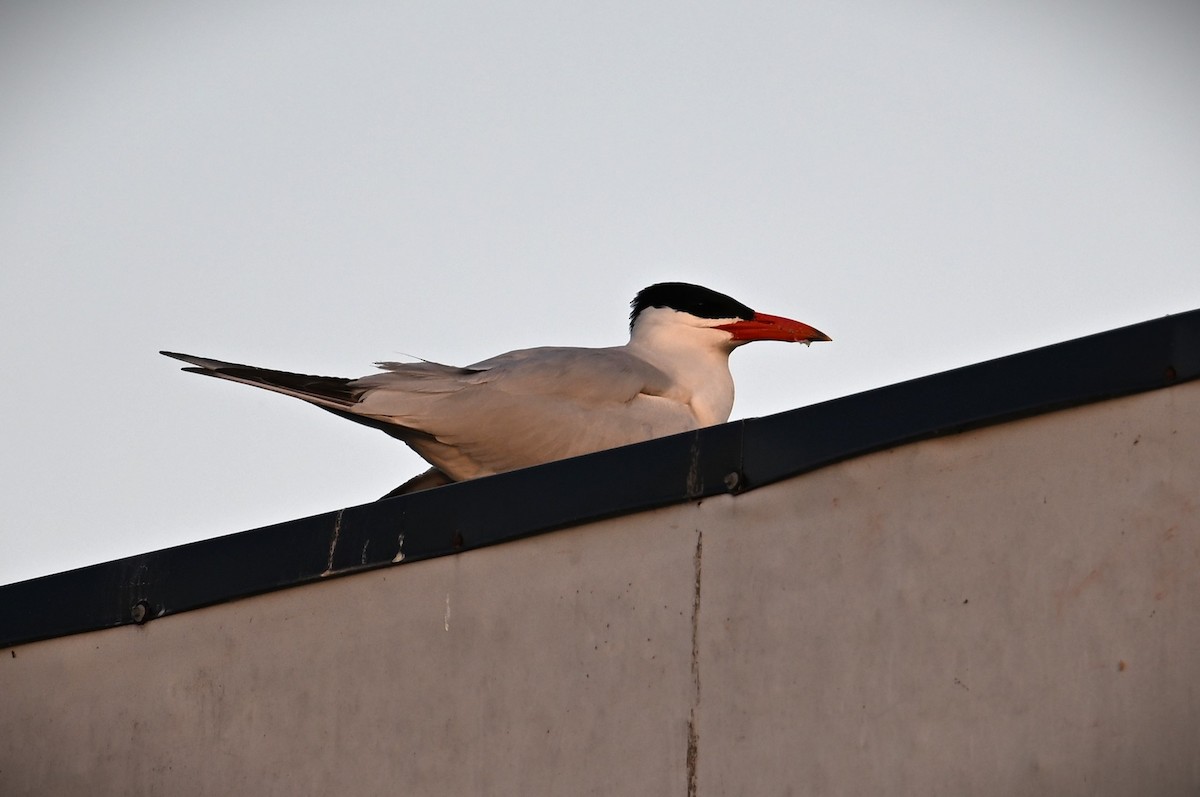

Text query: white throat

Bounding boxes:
[625,307,738,426]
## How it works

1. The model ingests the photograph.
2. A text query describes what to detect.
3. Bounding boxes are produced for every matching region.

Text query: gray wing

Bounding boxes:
[163,347,699,482]
[357,347,699,478]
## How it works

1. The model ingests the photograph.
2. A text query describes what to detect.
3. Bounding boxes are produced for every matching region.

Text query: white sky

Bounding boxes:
[2,1,1198,585]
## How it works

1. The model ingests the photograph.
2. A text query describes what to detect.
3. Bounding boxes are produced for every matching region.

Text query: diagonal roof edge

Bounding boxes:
[3,309,1197,648]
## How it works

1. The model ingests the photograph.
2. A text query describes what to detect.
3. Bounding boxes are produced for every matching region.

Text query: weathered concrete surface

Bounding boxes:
[2,380,1198,795]
[0,519,700,796]
[698,378,1200,795]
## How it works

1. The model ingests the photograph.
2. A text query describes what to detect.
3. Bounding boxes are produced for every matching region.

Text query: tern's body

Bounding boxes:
[164,282,829,492]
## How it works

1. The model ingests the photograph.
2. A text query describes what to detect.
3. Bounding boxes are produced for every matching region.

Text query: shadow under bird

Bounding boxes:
[162,282,831,496]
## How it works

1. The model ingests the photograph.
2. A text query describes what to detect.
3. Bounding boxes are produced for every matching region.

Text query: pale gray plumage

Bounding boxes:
[162,283,829,495]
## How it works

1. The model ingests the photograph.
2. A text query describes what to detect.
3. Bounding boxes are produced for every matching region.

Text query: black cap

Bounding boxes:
[629,283,755,330]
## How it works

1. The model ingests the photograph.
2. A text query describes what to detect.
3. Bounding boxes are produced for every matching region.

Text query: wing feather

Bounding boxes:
[351,347,696,478]
[165,346,700,483]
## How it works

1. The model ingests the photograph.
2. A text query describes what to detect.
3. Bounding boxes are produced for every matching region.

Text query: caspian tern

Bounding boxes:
[162,282,830,495]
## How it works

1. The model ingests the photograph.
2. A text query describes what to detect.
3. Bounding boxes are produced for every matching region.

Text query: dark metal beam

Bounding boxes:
[3,309,1197,648]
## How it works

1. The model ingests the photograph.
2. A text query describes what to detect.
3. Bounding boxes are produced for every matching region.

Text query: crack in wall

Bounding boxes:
[687,529,703,797]
[686,713,699,797]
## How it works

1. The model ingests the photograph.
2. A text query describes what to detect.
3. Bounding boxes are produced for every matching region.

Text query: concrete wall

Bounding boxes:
[3,379,1198,796]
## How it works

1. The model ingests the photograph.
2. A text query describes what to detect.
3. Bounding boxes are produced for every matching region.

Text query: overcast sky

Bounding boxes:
[2,0,1198,585]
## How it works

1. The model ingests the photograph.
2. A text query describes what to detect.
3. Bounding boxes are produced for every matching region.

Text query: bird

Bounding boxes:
[162,282,830,496]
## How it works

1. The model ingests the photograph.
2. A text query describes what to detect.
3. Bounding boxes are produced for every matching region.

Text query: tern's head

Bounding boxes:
[629,282,831,350]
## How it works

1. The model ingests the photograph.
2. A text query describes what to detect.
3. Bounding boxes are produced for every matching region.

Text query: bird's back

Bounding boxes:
[352,346,699,479]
